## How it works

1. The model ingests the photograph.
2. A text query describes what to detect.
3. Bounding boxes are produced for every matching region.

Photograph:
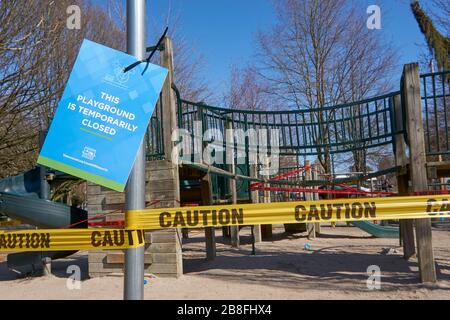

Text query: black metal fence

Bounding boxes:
[420,70,450,160]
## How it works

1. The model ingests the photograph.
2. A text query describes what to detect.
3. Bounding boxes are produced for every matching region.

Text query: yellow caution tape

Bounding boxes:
[0,228,145,252]
[0,219,21,227]
[0,195,448,252]
[127,195,450,229]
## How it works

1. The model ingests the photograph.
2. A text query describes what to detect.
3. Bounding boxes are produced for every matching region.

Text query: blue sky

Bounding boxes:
[149,0,277,95]
[102,0,434,97]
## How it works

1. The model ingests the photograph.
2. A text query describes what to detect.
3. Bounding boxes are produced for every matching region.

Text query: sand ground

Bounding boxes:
[0,224,449,300]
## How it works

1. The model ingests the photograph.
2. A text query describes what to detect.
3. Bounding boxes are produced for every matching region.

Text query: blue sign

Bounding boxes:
[38,39,168,192]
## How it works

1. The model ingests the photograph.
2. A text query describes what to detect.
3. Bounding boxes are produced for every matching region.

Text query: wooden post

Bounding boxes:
[261,184,273,239]
[311,163,321,236]
[42,257,51,277]
[201,174,216,260]
[222,226,230,238]
[261,156,273,240]
[305,160,315,239]
[402,63,436,283]
[394,93,416,259]
[250,164,262,242]
[260,156,273,240]
[160,36,181,208]
[161,38,176,163]
[226,119,239,248]
[160,36,183,276]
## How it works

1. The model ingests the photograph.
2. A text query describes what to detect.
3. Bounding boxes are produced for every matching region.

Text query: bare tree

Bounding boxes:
[223,65,273,111]
[0,0,125,178]
[255,0,397,174]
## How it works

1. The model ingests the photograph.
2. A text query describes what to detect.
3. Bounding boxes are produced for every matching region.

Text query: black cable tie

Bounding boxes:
[123,26,169,74]
[146,44,165,52]
[141,26,168,75]
[123,60,141,73]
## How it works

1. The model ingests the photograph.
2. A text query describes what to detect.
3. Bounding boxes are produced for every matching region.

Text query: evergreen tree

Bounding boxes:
[411,0,449,72]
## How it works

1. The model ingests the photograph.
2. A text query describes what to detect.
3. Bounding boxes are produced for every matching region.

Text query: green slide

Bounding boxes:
[0,168,87,274]
[351,221,399,238]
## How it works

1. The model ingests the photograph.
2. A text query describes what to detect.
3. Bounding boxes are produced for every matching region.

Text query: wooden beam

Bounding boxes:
[201,174,216,261]
[393,94,416,259]
[160,36,181,208]
[159,37,183,276]
[250,164,262,243]
[261,183,273,240]
[222,226,231,238]
[226,119,239,248]
[304,160,315,239]
[194,98,217,260]
[311,162,321,236]
[402,63,436,283]
[161,37,176,161]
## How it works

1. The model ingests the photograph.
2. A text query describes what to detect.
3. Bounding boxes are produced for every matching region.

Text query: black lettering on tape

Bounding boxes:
[351,202,363,219]
[7,234,16,249]
[308,205,320,221]
[30,233,40,249]
[137,230,144,244]
[219,209,230,225]
[102,231,113,247]
[200,210,209,226]
[0,235,6,249]
[91,231,102,247]
[40,233,50,248]
[17,234,25,248]
[295,205,307,222]
[344,203,351,219]
[113,230,125,246]
[186,211,199,226]
[364,202,376,218]
[427,198,450,216]
[159,212,171,228]
[211,209,217,225]
[231,208,244,224]
[334,203,343,219]
[426,199,436,213]
[440,199,450,213]
[125,230,134,246]
[320,204,332,220]
[174,211,185,227]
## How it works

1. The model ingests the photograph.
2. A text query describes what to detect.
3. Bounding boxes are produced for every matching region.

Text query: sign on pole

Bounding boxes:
[38,39,168,192]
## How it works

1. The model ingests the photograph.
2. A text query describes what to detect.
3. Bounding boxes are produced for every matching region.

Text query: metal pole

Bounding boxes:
[124,0,146,300]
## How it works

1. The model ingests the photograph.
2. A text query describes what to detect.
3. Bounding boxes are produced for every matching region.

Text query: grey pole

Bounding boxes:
[124,0,146,300]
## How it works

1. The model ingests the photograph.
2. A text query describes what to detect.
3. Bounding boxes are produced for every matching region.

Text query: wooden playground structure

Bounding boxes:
[86,37,449,283]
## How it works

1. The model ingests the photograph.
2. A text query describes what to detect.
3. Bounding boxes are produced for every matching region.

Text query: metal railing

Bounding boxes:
[145,93,164,160]
[177,91,401,162]
[420,70,450,159]
[146,70,450,168]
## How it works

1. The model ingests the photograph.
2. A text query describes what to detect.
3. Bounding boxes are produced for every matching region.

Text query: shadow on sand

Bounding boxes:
[0,254,89,281]
[181,233,450,292]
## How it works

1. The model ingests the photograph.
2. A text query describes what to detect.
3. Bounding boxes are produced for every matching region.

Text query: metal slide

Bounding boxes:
[351,221,399,238]
[0,192,87,228]
[0,168,87,274]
